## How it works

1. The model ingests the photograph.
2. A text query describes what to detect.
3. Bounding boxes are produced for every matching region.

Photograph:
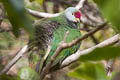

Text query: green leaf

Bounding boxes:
[93,0,120,32]
[18,67,40,80]
[1,0,34,37]
[68,62,108,80]
[0,74,21,80]
[79,46,120,61]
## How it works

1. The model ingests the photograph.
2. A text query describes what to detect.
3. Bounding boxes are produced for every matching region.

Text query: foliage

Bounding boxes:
[79,46,120,61]
[0,74,21,80]
[68,62,108,80]
[1,0,34,37]
[93,0,120,32]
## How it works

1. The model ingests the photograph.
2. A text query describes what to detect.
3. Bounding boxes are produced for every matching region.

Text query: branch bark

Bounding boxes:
[0,45,28,75]
[61,34,120,68]
[26,8,60,18]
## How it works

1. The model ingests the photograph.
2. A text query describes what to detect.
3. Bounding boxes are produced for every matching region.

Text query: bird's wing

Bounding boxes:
[28,18,61,73]
[47,27,81,72]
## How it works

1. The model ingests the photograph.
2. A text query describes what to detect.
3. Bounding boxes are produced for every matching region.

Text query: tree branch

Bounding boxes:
[75,0,86,9]
[26,8,60,18]
[0,45,28,75]
[26,0,86,18]
[61,34,120,68]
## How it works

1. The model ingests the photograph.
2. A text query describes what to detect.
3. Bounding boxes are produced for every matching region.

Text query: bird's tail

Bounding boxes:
[35,46,51,74]
[29,50,48,74]
[35,57,46,74]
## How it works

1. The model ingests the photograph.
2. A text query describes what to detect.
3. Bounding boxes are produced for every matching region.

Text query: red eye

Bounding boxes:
[74,11,81,19]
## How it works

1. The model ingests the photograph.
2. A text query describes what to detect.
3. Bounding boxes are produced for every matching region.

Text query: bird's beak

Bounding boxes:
[76,18,80,23]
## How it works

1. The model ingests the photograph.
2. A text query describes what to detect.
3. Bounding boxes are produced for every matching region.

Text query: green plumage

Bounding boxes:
[28,8,82,73]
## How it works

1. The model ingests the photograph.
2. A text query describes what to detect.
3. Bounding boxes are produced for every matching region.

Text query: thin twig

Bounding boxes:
[84,24,99,44]
[61,34,120,68]
[0,45,28,75]
[90,35,99,44]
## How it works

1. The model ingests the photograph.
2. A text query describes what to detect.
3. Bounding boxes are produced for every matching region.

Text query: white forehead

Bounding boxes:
[64,7,78,22]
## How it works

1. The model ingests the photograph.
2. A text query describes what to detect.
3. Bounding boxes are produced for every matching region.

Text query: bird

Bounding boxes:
[28,7,82,74]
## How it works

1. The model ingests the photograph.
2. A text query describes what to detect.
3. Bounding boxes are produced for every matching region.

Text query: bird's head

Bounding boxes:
[64,7,82,23]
